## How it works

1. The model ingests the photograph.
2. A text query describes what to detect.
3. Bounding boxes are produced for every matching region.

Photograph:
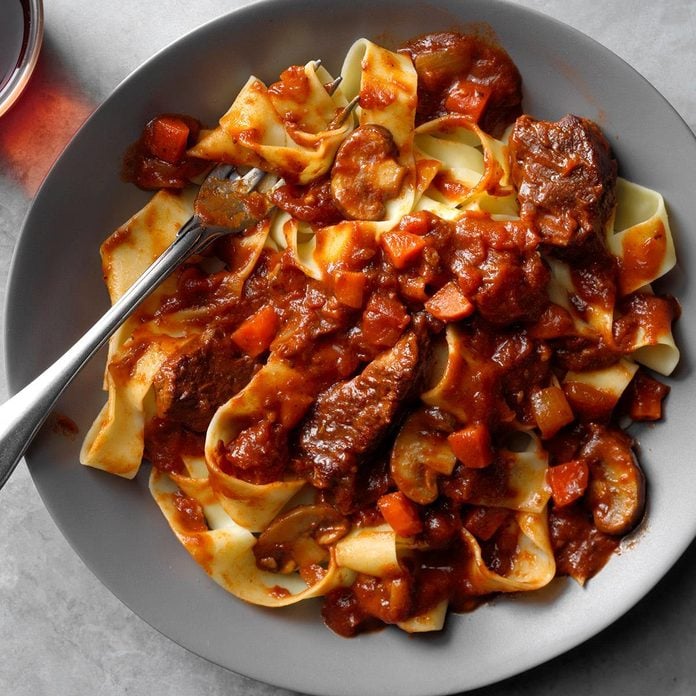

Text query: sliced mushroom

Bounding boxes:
[330,124,406,220]
[580,424,645,536]
[391,408,456,505]
[253,504,350,574]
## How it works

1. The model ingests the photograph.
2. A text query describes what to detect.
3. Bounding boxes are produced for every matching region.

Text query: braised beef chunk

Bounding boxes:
[474,249,549,324]
[553,335,619,373]
[446,215,549,324]
[153,328,256,432]
[549,503,620,584]
[400,31,523,137]
[509,114,617,247]
[218,419,289,485]
[270,178,343,226]
[271,276,358,359]
[294,329,428,502]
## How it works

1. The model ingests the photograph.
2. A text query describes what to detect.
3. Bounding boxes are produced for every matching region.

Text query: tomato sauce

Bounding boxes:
[122,113,208,190]
[125,31,677,637]
[399,32,522,137]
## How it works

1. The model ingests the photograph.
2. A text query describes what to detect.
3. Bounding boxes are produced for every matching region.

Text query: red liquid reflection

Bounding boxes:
[0,52,95,198]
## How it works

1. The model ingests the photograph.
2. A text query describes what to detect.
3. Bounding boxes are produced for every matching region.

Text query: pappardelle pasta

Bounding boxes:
[81,31,679,636]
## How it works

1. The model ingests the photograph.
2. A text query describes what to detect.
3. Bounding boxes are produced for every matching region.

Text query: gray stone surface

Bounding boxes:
[1,1,695,694]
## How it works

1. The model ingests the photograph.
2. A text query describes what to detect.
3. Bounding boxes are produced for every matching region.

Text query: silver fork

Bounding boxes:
[0,164,264,490]
[0,74,357,489]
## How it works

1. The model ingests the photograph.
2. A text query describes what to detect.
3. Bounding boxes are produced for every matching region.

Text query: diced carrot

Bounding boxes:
[447,424,493,469]
[381,230,427,269]
[231,304,279,357]
[425,281,475,322]
[444,80,492,123]
[143,115,191,164]
[548,459,589,507]
[333,269,366,309]
[626,371,670,421]
[377,491,423,537]
[530,386,575,439]
[396,211,432,236]
[462,506,512,541]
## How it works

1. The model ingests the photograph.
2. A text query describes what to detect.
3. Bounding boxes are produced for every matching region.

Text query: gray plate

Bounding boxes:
[5,1,696,694]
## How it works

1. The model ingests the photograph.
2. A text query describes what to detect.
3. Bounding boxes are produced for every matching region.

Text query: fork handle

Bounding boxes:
[0,217,208,489]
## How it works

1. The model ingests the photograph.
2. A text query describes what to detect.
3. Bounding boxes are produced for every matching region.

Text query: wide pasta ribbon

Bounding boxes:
[78,35,681,637]
[338,38,419,230]
[81,191,272,478]
[80,332,184,478]
[99,189,195,368]
[462,511,556,594]
[150,465,353,607]
[264,40,422,277]
[607,178,675,295]
[190,62,352,184]
[81,190,197,478]
[414,116,517,218]
[546,176,679,377]
[204,359,313,531]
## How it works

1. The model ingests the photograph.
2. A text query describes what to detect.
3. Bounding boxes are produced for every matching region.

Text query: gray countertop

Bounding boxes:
[1,1,695,694]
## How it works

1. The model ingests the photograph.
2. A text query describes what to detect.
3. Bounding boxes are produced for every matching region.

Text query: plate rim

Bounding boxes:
[5,1,696,694]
